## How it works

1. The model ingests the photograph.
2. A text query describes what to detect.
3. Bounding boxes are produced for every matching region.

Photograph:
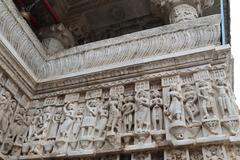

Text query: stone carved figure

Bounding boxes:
[81,99,98,137]
[33,107,52,141]
[150,90,163,131]
[164,85,187,140]
[198,81,216,119]
[121,95,135,133]
[227,83,239,113]
[8,107,28,144]
[58,102,75,138]
[183,85,200,124]
[135,90,150,132]
[71,107,84,139]
[24,107,52,155]
[212,79,238,118]
[27,109,42,142]
[165,85,183,122]
[107,96,122,133]
[0,91,13,138]
[27,108,46,155]
[42,108,52,137]
[47,109,62,140]
[11,100,17,114]
[3,107,28,155]
[95,102,108,137]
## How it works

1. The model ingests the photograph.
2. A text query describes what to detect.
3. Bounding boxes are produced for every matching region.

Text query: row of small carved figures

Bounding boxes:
[1,79,239,147]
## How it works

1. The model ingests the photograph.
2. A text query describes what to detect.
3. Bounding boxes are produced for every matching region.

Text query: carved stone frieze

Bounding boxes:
[0,1,237,159]
[0,53,237,160]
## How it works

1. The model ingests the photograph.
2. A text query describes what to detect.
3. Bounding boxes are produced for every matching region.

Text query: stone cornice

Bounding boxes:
[33,45,231,99]
[0,33,35,98]
[0,42,231,100]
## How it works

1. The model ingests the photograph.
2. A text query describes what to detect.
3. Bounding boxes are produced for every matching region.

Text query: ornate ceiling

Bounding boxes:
[13,0,220,46]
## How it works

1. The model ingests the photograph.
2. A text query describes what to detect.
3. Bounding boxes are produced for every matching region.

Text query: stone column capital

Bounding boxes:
[151,0,215,23]
[151,0,215,10]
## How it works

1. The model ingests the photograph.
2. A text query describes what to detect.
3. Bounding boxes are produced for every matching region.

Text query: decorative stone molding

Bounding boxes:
[33,45,230,99]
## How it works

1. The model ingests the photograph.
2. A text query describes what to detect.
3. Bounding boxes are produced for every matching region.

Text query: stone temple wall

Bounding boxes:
[1,45,240,160]
[0,68,30,160]
[0,0,239,160]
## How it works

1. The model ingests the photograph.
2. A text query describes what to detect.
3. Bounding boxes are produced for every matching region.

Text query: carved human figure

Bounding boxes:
[95,102,108,137]
[135,90,150,132]
[150,90,163,130]
[27,108,51,155]
[121,95,135,133]
[183,85,199,123]
[27,109,41,141]
[227,83,239,112]
[72,108,84,139]
[165,85,183,122]
[212,79,237,117]
[107,95,121,133]
[81,99,98,137]
[47,109,62,140]
[8,107,28,144]
[40,107,52,139]
[58,102,75,138]
[11,99,17,113]
[198,81,216,119]
[0,91,12,136]
[30,107,52,142]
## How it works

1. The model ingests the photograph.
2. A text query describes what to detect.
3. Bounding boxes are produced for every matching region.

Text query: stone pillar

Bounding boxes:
[169,4,198,23]
[150,0,215,23]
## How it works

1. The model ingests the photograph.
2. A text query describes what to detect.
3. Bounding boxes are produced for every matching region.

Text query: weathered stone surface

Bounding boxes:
[0,0,238,159]
[0,0,221,80]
